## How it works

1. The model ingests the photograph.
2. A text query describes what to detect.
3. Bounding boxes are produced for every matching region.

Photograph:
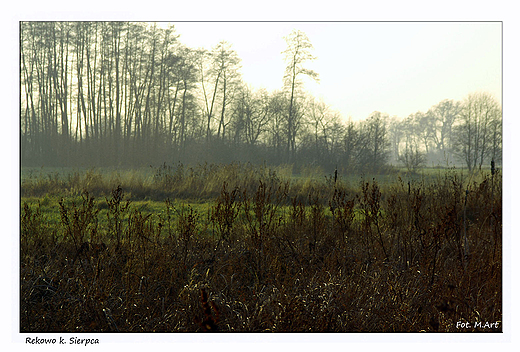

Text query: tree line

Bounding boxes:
[20,22,502,173]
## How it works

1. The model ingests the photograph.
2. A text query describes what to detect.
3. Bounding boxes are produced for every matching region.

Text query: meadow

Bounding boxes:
[20,162,502,332]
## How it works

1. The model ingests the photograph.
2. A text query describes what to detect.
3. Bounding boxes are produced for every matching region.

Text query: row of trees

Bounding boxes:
[20,22,502,173]
[390,93,502,172]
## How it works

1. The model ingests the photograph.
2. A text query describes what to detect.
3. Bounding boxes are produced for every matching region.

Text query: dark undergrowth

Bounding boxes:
[20,166,502,332]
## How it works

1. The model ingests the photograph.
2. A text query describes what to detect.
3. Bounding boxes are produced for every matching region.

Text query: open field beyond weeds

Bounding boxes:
[20,163,502,332]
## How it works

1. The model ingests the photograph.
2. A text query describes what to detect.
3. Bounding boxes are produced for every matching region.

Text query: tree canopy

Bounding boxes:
[20,22,502,173]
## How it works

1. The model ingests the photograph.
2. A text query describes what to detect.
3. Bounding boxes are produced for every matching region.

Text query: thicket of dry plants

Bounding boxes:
[20,167,502,332]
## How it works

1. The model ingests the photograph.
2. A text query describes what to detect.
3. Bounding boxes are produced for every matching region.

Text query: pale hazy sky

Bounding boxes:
[166,21,501,121]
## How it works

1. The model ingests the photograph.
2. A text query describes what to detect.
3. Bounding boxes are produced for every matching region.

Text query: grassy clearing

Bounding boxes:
[20,163,501,332]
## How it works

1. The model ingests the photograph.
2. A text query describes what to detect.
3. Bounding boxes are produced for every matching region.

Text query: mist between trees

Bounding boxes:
[20,22,502,173]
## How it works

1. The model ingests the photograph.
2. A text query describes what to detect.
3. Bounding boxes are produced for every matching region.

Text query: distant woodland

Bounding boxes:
[20,22,502,172]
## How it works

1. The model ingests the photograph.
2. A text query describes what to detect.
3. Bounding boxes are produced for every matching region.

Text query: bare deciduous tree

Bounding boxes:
[453,92,501,171]
[282,29,319,161]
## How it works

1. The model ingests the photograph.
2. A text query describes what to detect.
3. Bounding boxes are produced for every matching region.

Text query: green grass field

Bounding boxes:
[20,162,502,332]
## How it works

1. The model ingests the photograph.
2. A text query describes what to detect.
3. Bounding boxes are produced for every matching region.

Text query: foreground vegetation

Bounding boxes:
[20,163,501,332]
